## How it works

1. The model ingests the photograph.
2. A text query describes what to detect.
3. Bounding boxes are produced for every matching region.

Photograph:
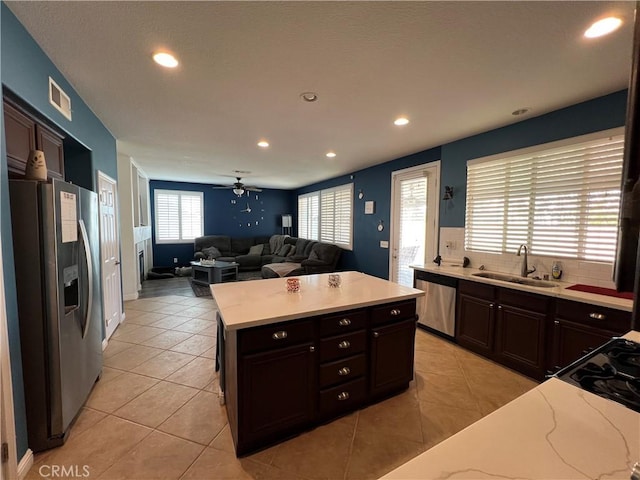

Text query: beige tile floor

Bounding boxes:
[27,292,538,480]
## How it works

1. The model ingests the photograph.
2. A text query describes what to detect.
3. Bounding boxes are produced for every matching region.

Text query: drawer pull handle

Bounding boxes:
[390,309,401,316]
[337,392,350,401]
[309,346,315,352]
[589,313,606,321]
[497,305,502,310]
[338,340,351,349]
[338,367,351,376]
[272,331,288,340]
[338,318,351,326]
[554,320,560,325]
[373,332,379,338]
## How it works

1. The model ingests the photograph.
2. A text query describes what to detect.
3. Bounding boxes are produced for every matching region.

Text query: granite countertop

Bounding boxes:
[382,332,640,480]
[412,263,633,312]
[211,271,424,331]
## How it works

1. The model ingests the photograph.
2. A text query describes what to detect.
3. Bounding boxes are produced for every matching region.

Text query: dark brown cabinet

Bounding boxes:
[3,98,64,179]
[228,299,417,455]
[456,280,550,380]
[549,299,630,372]
[457,281,495,355]
[370,318,416,397]
[239,342,316,450]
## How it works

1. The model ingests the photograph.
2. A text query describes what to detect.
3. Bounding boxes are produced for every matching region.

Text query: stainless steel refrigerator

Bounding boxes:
[9,178,102,452]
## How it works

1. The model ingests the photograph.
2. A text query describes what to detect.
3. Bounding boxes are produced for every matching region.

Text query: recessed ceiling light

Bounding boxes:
[584,17,622,38]
[257,140,269,148]
[300,92,319,102]
[326,152,336,158]
[512,108,530,116]
[394,117,409,126]
[153,52,179,68]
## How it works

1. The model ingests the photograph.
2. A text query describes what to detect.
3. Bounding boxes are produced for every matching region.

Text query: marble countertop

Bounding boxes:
[412,263,633,312]
[382,330,640,480]
[211,271,424,331]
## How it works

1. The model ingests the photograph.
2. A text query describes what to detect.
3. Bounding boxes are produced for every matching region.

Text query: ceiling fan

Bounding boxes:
[212,177,262,197]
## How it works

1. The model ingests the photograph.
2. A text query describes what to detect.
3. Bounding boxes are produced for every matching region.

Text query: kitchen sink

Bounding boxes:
[472,271,557,288]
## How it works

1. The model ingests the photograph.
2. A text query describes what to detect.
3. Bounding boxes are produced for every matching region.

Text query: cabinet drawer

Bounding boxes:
[319,354,366,388]
[319,377,366,418]
[459,279,495,300]
[320,330,366,363]
[498,288,550,314]
[370,300,416,326]
[319,310,366,337]
[240,319,314,354]
[555,299,630,334]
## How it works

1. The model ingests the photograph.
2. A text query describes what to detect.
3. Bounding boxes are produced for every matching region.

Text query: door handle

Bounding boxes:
[115,260,121,265]
[78,219,93,339]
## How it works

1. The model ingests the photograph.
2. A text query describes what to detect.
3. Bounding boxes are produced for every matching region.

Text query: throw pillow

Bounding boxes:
[248,244,264,255]
[201,246,221,259]
[276,244,292,257]
[288,246,297,256]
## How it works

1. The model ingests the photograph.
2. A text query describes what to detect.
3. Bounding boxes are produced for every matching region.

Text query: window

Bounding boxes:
[465,128,624,262]
[298,184,353,249]
[154,190,203,243]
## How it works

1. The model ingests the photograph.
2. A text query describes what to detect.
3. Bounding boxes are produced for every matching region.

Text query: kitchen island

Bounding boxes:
[212,271,424,456]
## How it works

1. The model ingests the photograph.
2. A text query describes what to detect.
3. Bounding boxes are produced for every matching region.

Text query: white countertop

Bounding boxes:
[382,330,640,480]
[211,271,424,331]
[382,378,639,480]
[412,264,633,312]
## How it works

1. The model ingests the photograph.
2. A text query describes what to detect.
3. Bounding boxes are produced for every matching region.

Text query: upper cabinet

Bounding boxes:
[4,97,65,180]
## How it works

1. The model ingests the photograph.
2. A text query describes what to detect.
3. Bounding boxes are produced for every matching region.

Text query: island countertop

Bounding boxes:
[211,271,424,331]
[381,331,640,480]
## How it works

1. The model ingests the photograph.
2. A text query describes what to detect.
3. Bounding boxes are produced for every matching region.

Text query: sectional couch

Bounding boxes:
[193,234,342,275]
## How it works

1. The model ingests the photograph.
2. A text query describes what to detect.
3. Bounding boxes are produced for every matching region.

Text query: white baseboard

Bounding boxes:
[123,292,139,301]
[102,338,108,351]
[17,448,33,480]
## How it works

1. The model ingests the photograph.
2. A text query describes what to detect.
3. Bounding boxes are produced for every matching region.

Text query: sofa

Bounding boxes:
[193,234,342,275]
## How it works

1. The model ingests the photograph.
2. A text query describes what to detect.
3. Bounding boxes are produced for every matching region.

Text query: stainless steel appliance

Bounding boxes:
[556,338,640,413]
[414,270,457,338]
[9,178,102,452]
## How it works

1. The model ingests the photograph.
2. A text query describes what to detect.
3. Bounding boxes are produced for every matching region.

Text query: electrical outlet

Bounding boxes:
[445,241,456,250]
[380,241,389,248]
[173,257,178,263]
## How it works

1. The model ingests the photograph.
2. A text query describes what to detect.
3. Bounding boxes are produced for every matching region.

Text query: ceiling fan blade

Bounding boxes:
[244,186,262,192]
[212,185,233,189]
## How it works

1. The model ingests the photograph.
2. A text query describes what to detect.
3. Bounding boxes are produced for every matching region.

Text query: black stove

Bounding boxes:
[556,338,640,413]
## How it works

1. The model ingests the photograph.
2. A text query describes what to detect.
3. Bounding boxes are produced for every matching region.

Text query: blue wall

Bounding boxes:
[1,3,117,459]
[150,180,293,266]
[296,90,628,279]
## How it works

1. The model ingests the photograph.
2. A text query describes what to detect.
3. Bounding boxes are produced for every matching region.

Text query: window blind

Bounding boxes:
[396,176,427,286]
[154,190,203,243]
[465,130,624,262]
[298,184,353,249]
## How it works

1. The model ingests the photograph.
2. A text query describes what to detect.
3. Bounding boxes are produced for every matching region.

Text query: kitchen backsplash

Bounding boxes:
[438,227,616,289]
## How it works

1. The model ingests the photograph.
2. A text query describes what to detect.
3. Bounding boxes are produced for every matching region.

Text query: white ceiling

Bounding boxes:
[6,1,636,189]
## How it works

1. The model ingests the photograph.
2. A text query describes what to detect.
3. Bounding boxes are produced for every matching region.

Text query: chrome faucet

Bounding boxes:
[516,244,536,278]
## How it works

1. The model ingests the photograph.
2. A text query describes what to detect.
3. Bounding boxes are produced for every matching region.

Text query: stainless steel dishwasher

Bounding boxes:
[414,270,458,339]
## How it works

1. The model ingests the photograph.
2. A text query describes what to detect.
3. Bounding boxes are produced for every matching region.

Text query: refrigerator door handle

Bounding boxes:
[78,219,93,339]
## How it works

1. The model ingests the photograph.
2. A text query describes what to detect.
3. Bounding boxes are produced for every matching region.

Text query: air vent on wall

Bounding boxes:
[48,77,72,120]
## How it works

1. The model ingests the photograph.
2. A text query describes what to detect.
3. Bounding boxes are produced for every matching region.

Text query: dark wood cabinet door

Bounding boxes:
[36,124,64,179]
[370,318,416,397]
[238,342,315,453]
[4,101,36,177]
[494,304,547,379]
[456,293,495,355]
[550,319,618,371]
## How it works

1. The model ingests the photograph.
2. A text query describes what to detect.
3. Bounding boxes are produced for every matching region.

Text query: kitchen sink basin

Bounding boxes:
[472,271,557,288]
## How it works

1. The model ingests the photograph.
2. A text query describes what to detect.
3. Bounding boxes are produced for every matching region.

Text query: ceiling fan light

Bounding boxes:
[233,187,245,196]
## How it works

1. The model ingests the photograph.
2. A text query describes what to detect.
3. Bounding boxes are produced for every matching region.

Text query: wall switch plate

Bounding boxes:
[173,257,178,263]
[380,241,389,248]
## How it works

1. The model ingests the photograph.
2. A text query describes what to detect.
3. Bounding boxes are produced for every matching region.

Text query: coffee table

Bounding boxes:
[190,261,239,286]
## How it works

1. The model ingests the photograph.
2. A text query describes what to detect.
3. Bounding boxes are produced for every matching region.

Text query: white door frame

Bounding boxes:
[389,161,441,282]
[97,171,123,344]
[1,247,18,480]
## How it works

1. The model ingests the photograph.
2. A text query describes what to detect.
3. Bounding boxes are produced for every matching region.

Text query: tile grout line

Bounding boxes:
[342,411,360,480]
